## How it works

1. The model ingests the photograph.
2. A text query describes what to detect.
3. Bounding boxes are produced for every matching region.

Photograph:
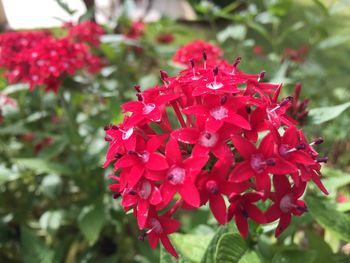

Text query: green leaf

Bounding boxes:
[271,249,316,263]
[39,210,64,233]
[14,158,70,175]
[306,195,350,242]
[309,102,350,124]
[215,233,248,263]
[40,174,63,199]
[306,231,334,263]
[317,35,350,49]
[0,165,20,184]
[322,167,350,194]
[217,25,247,43]
[171,233,213,263]
[54,0,76,15]
[200,224,237,263]
[160,245,187,263]
[239,251,261,263]
[78,203,105,245]
[21,227,54,263]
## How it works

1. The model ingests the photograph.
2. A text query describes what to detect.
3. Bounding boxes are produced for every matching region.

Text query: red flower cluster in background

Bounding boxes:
[104,43,328,258]
[67,20,105,47]
[0,22,104,93]
[283,44,309,63]
[173,40,223,65]
[124,21,145,40]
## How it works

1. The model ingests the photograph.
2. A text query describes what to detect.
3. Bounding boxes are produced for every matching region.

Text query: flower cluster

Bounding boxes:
[124,21,145,40]
[173,40,223,65]
[104,47,328,257]
[67,21,105,47]
[0,22,103,93]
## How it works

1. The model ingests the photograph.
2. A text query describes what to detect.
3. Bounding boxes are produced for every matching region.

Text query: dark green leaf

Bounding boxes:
[271,249,316,263]
[78,203,105,244]
[215,233,248,263]
[200,224,237,263]
[306,231,334,263]
[21,227,54,263]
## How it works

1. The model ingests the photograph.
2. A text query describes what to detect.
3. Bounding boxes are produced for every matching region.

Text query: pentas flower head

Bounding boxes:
[67,21,105,47]
[124,21,145,40]
[0,30,102,93]
[104,51,328,257]
[173,40,223,65]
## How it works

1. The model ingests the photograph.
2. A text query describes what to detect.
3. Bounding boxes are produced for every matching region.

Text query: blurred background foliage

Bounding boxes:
[1,0,350,262]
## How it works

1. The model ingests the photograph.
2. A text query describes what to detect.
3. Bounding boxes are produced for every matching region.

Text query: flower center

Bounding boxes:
[206,82,223,90]
[199,131,218,148]
[280,194,294,213]
[149,218,163,234]
[206,180,219,194]
[143,103,155,115]
[140,151,150,163]
[139,181,152,199]
[279,144,291,157]
[250,154,265,173]
[210,106,228,120]
[122,128,134,140]
[167,166,185,185]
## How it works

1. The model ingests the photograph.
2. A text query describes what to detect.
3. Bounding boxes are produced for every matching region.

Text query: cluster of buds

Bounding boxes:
[0,22,104,93]
[104,42,328,258]
[288,83,309,125]
[283,44,309,63]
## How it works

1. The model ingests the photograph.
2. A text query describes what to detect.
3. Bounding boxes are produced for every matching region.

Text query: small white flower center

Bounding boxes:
[140,151,150,163]
[210,106,228,120]
[279,144,291,157]
[250,154,265,173]
[122,128,134,140]
[280,194,294,213]
[199,131,218,148]
[139,181,152,199]
[167,166,185,185]
[206,82,223,90]
[142,103,156,115]
[150,218,163,234]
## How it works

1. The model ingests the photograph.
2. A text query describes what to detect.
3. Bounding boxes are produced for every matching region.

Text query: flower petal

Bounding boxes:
[147,153,169,171]
[209,194,227,224]
[179,179,200,207]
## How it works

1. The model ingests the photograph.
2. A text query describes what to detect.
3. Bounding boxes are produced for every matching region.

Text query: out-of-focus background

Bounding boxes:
[1,1,350,262]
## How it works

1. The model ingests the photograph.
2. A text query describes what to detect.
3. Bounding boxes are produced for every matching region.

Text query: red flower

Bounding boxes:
[198,161,248,224]
[230,134,297,191]
[125,21,145,39]
[227,192,265,238]
[156,33,175,44]
[265,174,307,237]
[145,210,180,258]
[253,45,264,56]
[160,138,208,208]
